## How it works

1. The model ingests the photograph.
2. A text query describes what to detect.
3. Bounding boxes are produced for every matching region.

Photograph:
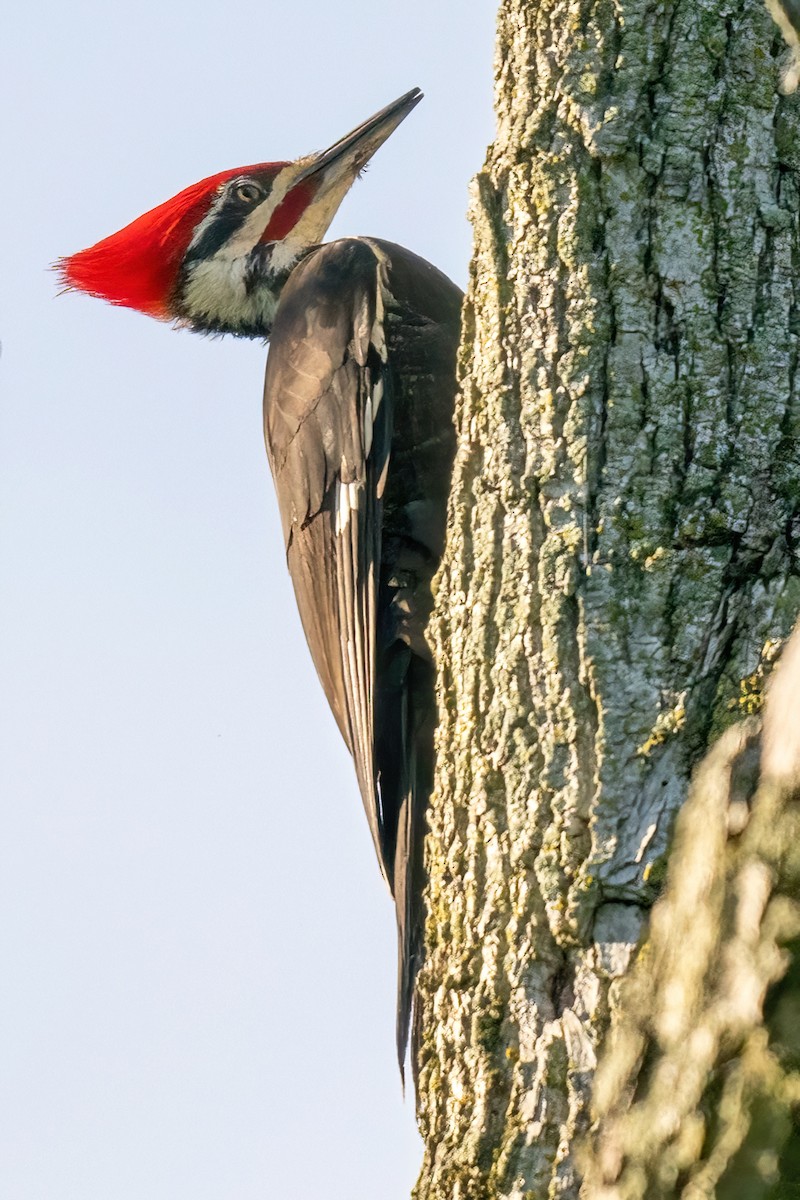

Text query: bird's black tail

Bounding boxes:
[389,653,436,1086]
[393,775,424,1085]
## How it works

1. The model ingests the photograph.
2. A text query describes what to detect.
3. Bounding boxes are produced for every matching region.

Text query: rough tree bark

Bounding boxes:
[414,1,800,1197]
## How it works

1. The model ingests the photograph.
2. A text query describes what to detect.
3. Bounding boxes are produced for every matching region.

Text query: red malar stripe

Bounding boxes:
[261,181,316,243]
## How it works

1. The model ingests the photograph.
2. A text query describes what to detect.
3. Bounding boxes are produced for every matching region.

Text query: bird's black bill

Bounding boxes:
[297,88,423,183]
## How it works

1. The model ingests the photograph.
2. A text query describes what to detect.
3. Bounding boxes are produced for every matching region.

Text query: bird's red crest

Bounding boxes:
[57,162,287,319]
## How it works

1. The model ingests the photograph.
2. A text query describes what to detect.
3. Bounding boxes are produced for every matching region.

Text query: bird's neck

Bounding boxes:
[175,241,315,339]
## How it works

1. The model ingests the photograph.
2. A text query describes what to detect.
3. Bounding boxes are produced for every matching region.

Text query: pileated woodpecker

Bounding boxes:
[58,88,461,1076]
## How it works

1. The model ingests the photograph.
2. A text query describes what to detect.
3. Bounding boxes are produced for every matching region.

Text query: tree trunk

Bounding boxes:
[414,1,800,1196]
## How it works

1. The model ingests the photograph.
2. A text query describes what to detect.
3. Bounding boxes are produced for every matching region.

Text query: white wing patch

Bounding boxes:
[332,245,392,537]
[335,478,361,535]
[363,395,374,457]
[337,367,387,534]
[363,239,391,364]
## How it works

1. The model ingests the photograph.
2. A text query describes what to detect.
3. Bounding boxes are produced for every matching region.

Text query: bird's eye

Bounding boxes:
[234,182,264,204]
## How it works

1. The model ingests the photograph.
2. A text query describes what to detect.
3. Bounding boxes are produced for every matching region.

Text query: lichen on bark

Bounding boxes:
[584,629,800,1200]
[414,1,800,1197]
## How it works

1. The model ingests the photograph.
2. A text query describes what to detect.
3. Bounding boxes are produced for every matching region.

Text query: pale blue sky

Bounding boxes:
[1,3,494,1197]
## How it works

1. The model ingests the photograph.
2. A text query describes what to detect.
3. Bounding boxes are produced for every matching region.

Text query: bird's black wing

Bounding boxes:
[263,238,393,880]
[264,236,462,1078]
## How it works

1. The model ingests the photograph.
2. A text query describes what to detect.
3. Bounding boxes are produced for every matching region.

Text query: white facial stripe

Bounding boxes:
[219,198,279,258]
[268,239,306,275]
[187,162,309,263]
[220,162,311,258]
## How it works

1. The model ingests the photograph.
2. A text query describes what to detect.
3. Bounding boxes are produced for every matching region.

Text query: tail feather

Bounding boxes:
[394,781,424,1083]
[375,645,435,1085]
[392,659,435,1084]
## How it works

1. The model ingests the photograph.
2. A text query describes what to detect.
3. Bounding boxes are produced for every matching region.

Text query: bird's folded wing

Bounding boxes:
[262,240,393,881]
